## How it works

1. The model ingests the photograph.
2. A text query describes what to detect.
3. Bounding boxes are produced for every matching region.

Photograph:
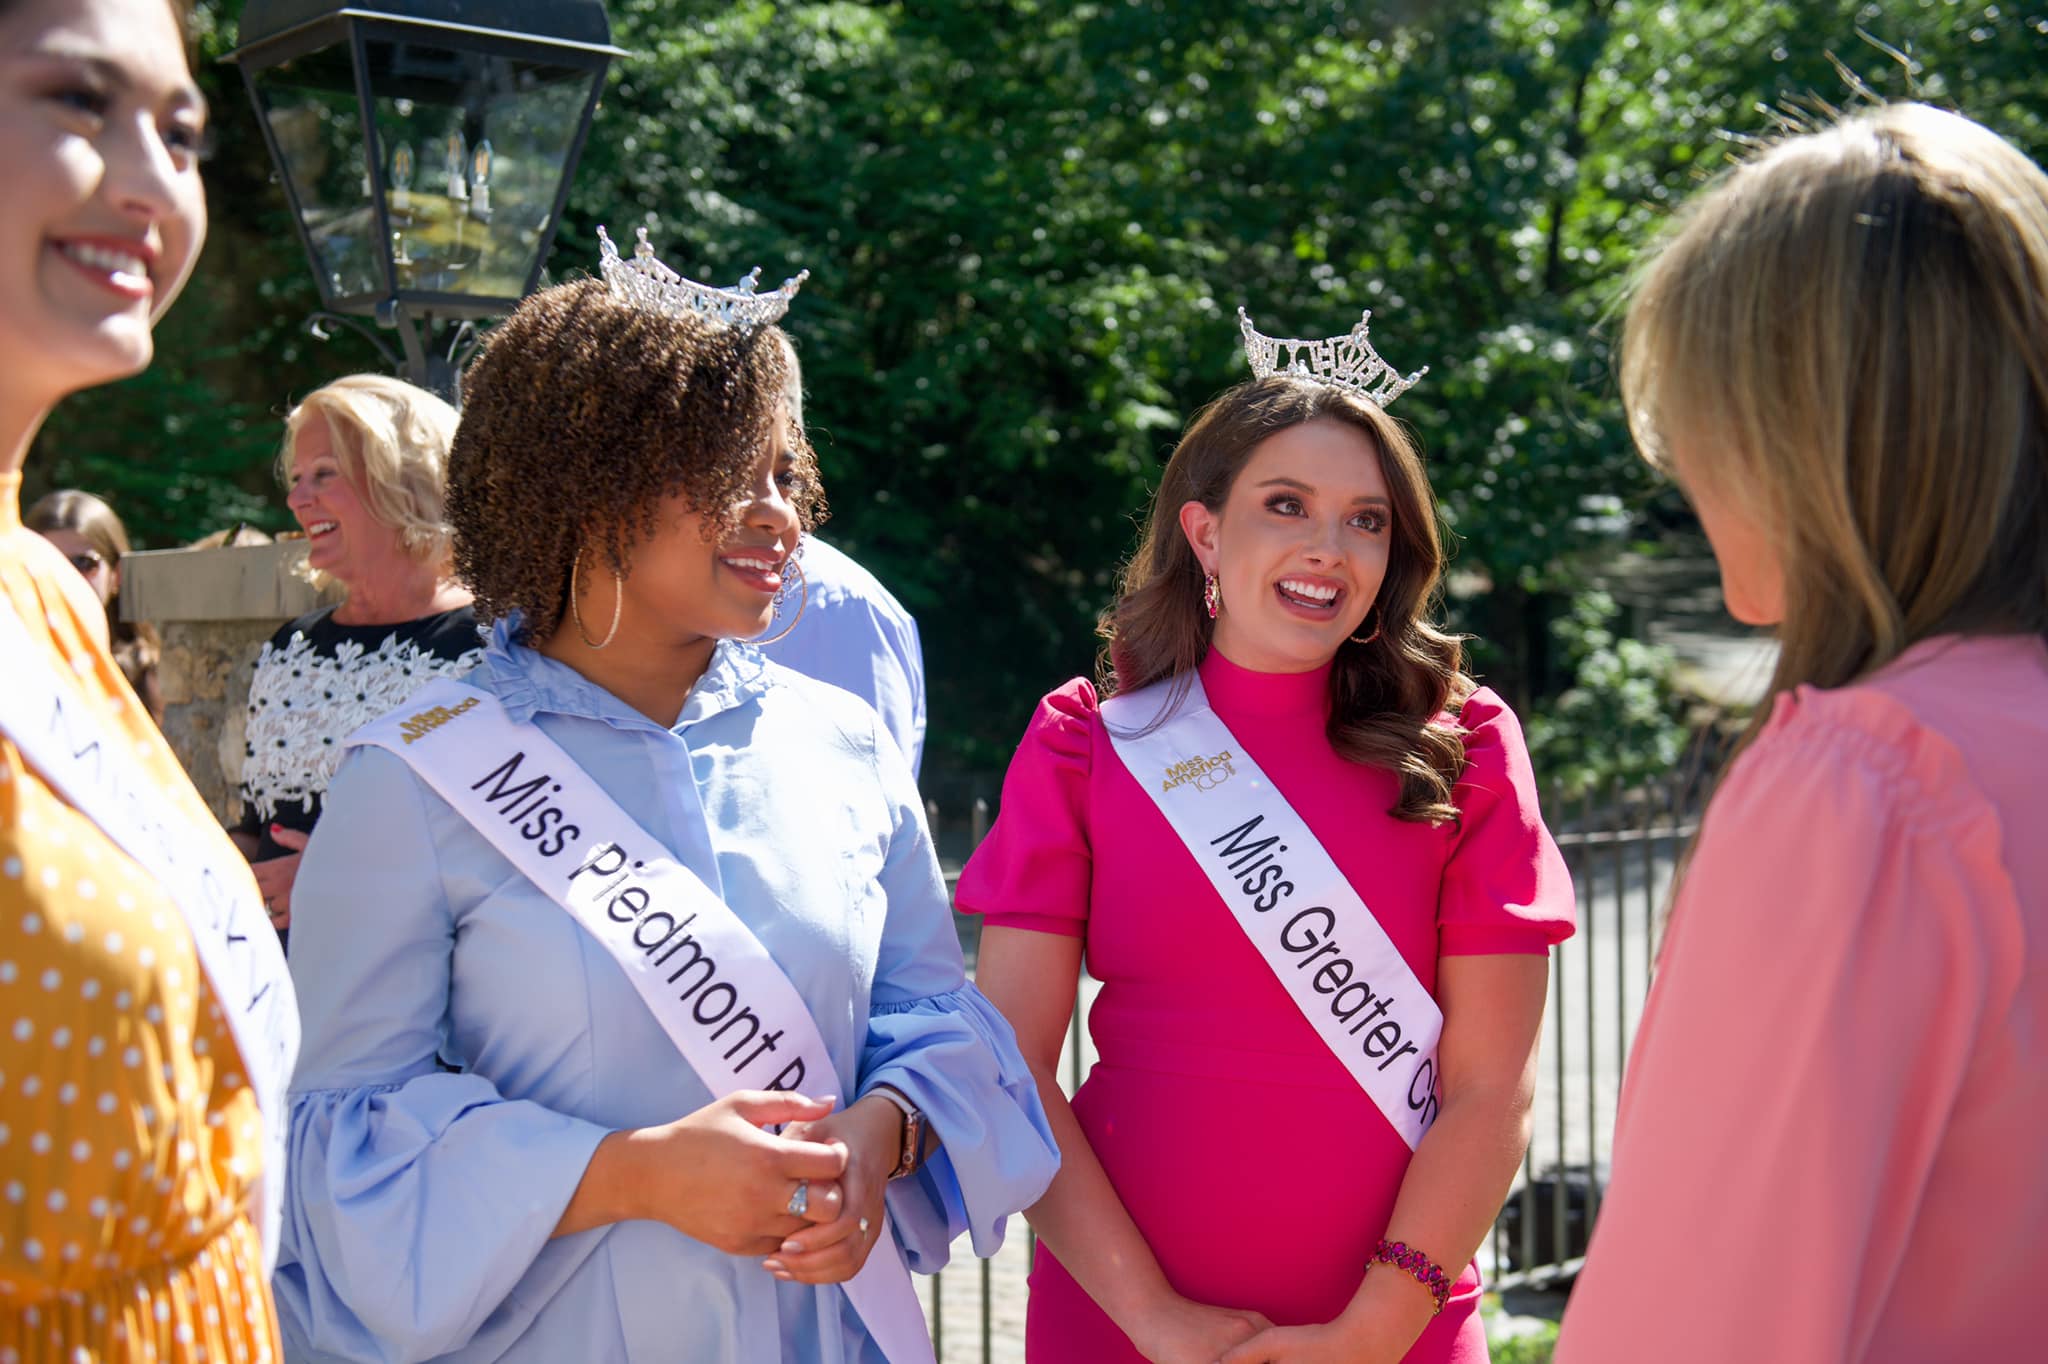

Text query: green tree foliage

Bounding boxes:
[33,0,2048,780]
[1523,590,1687,797]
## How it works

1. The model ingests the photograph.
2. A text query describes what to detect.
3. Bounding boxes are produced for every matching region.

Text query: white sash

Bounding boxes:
[0,600,299,1270]
[1102,672,1443,1148]
[351,677,934,1364]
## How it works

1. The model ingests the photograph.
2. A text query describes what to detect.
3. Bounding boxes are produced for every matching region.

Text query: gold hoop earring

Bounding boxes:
[754,554,809,647]
[570,547,623,650]
[1349,607,1382,646]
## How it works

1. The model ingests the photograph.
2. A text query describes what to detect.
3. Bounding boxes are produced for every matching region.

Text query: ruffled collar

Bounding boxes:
[482,613,777,733]
[0,470,19,532]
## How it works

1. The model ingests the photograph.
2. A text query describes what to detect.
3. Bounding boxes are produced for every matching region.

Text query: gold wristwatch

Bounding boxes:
[866,1084,926,1180]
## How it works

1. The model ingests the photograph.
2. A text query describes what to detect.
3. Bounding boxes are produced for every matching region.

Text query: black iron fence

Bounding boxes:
[918,764,1713,1358]
[1487,770,1710,1290]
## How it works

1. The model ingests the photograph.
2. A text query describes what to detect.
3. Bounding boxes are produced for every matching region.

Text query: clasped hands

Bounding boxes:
[616,1090,900,1286]
[1134,1292,1405,1364]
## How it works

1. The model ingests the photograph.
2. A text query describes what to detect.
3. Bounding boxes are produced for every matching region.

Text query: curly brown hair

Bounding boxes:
[1102,376,1473,824]
[446,278,823,643]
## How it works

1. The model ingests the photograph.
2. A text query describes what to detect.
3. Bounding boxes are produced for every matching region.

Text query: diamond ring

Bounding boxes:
[785,1181,809,1217]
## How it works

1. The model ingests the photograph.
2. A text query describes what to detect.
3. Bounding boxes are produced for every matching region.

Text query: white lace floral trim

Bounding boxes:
[241,628,484,822]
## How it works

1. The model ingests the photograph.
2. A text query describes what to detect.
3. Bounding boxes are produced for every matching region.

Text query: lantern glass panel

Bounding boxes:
[246,43,383,302]
[364,36,599,304]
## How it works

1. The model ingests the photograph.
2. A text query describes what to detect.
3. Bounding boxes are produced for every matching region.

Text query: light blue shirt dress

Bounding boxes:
[754,536,927,776]
[271,621,1058,1363]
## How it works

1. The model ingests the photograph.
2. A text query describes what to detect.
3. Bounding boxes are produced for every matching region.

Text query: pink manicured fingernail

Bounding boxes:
[779,1241,801,1253]
[762,1259,784,1273]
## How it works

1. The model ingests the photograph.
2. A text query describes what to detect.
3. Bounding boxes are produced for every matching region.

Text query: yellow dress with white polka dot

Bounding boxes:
[1,475,281,1364]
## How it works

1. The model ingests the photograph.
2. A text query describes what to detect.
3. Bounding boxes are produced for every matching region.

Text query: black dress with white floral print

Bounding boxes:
[233,604,484,856]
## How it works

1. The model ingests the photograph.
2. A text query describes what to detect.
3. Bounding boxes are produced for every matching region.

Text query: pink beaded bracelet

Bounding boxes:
[1373,1238,1452,1316]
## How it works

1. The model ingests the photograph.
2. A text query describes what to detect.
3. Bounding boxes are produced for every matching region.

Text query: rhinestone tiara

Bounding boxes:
[597,226,808,330]
[1237,306,1428,408]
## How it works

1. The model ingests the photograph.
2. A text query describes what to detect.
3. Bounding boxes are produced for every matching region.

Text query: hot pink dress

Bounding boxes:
[958,649,1577,1362]
[1557,634,2048,1363]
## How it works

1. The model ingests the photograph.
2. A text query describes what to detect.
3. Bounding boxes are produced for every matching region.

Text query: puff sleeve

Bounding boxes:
[1437,688,1576,956]
[952,679,1098,938]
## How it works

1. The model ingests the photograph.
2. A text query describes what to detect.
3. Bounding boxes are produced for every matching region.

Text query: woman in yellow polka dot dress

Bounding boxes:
[0,1,300,1360]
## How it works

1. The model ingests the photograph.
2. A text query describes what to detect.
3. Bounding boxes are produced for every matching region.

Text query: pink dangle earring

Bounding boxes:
[1203,572,1221,620]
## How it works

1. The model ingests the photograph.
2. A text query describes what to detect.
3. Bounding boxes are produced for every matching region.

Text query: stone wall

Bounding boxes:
[122,541,342,823]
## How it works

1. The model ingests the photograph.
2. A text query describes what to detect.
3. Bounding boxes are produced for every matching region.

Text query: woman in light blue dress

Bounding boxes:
[271,257,1058,1363]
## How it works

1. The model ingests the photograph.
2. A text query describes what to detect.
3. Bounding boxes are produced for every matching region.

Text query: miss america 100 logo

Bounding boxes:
[1161,751,1236,794]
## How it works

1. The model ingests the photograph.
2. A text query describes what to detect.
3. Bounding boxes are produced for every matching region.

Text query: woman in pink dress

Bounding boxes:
[1556,104,2048,1363]
[963,316,1577,1364]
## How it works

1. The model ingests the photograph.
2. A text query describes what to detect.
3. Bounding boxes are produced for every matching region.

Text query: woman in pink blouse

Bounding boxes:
[963,336,1576,1363]
[1557,104,2048,1363]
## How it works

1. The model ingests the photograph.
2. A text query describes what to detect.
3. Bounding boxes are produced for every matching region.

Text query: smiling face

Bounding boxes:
[607,432,805,647]
[0,0,206,403]
[285,418,411,590]
[1180,418,1394,673]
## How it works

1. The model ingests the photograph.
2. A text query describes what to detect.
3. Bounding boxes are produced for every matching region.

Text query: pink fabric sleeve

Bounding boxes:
[954,678,1099,938]
[1437,688,1576,955]
[1557,692,2008,1364]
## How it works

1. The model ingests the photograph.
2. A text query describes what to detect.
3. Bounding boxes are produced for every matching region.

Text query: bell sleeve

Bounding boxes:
[952,678,1098,937]
[270,744,610,1364]
[1437,688,1577,956]
[853,715,1060,1273]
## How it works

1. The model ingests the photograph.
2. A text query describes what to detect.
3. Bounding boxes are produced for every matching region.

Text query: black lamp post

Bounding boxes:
[228,0,621,399]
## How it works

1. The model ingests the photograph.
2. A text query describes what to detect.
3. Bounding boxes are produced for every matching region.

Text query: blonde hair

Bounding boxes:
[278,374,460,584]
[1622,102,2048,733]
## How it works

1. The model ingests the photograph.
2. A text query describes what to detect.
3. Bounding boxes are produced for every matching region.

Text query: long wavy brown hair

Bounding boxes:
[1102,375,1473,823]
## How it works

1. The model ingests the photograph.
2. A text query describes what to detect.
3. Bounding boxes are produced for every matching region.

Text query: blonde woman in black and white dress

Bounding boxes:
[229,374,483,935]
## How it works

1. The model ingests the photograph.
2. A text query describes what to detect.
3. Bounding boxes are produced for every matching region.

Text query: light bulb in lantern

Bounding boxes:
[444,129,469,201]
[390,140,415,214]
[470,139,492,217]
